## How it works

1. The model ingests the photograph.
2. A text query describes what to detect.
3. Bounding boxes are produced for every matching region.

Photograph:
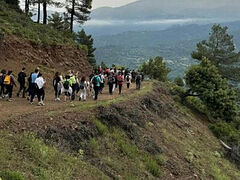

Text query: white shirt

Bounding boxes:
[35,77,45,89]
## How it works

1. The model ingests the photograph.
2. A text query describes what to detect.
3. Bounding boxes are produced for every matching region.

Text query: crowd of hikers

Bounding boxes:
[0,66,144,106]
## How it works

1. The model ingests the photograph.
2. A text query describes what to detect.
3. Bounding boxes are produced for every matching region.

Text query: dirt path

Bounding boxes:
[0,82,148,123]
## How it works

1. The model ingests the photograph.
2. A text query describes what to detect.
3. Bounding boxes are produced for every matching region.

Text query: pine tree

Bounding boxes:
[25,0,30,14]
[76,29,96,67]
[138,56,171,82]
[66,0,92,32]
[185,57,238,122]
[48,12,70,31]
[192,24,240,67]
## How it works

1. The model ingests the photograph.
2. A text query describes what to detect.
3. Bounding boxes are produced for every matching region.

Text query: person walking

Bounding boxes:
[35,73,46,106]
[53,72,62,101]
[117,72,124,95]
[91,72,101,100]
[0,69,6,98]
[126,73,132,89]
[108,72,115,95]
[3,70,17,101]
[69,71,77,101]
[131,70,136,83]
[17,67,26,98]
[113,70,118,92]
[30,69,39,104]
[61,75,73,102]
[136,73,141,90]
[99,72,105,94]
[79,76,87,101]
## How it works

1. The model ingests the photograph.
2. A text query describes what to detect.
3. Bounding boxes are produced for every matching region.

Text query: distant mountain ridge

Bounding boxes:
[91,0,240,20]
[94,21,240,79]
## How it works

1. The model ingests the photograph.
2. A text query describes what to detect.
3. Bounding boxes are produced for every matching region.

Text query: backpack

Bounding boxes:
[126,75,130,82]
[136,75,141,82]
[80,81,85,90]
[108,76,115,84]
[63,80,70,90]
[4,75,11,85]
[92,76,98,86]
[18,72,25,83]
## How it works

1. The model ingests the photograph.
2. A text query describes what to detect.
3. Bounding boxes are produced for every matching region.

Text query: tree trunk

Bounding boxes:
[43,2,47,24]
[37,2,41,23]
[70,0,75,32]
[25,0,29,15]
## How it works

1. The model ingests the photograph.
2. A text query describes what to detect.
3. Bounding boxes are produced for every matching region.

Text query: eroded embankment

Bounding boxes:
[0,35,92,77]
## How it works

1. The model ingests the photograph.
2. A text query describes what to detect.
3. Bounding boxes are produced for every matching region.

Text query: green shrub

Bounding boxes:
[185,57,238,122]
[186,96,206,114]
[0,170,24,180]
[174,77,185,87]
[170,85,185,100]
[209,121,240,143]
[155,154,167,166]
[138,56,171,82]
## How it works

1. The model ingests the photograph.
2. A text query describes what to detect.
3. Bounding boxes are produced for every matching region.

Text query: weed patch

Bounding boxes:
[0,170,24,180]
[143,155,161,177]
[94,119,108,135]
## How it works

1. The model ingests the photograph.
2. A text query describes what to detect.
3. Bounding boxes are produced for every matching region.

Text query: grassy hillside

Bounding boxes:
[0,0,75,46]
[0,132,109,180]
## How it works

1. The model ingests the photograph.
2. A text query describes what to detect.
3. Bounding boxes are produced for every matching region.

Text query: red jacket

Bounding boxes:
[117,75,124,85]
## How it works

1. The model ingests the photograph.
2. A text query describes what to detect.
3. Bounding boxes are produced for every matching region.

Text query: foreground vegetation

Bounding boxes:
[0,132,108,180]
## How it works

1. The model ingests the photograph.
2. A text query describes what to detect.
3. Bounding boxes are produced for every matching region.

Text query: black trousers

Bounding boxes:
[0,84,5,96]
[30,83,37,102]
[54,85,61,98]
[5,85,13,98]
[119,84,122,94]
[100,83,104,92]
[17,83,26,97]
[94,86,99,100]
[108,83,113,95]
[71,83,78,101]
[37,88,45,102]
[136,81,141,90]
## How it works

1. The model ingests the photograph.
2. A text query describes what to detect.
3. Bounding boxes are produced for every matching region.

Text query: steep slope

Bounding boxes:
[1,81,239,179]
